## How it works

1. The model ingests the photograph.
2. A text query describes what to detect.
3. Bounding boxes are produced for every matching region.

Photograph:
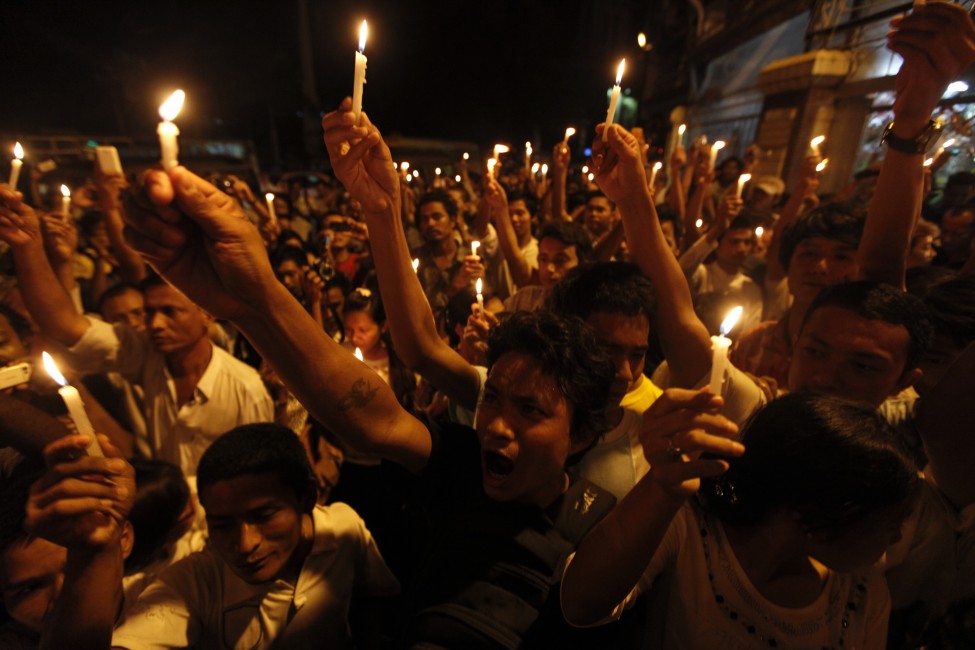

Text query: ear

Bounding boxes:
[568,432,598,458]
[120,520,135,560]
[891,367,923,396]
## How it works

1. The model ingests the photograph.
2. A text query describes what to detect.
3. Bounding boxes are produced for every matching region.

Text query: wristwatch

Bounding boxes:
[880,120,942,155]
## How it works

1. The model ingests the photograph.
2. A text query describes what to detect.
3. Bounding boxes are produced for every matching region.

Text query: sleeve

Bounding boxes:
[651,361,766,428]
[763,276,791,322]
[64,317,147,382]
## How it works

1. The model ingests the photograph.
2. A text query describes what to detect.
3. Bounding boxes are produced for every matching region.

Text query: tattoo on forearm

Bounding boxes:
[337,378,379,412]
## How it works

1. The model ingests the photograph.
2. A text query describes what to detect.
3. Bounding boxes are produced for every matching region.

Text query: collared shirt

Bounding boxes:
[64,317,273,477]
[413,233,470,313]
[111,503,400,650]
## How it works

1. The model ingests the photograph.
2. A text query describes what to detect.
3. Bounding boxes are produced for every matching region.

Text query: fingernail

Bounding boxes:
[108,459,127,472]
[116,486,129,500]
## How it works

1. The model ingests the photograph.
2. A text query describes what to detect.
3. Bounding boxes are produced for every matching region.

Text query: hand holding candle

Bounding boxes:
[42,352,103,456]
[157,90,185,171]
[603,59,626,141]
[709,306,743,396]
[8,142,24,190]
[265,192,277,224]
[352,20,368,124]
[649,162,663,189]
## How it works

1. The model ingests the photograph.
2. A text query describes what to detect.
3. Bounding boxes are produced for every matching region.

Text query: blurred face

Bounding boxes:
[747,188,776,212]
[101,289,146,334]
[0,538,65,634]
[323,215,352,250]
[448,189,467,216]
[907,235,938,268]
[718,161,741,185]
[275,259,304,299]
[659,221,680,258]
[144,284,213,354]
[786,237,858,305]
[477,352,580,507]
[418,201,456,245]
[509,199,533,242]
[586,311,650,407]
[807,498,914,572]
[584,197,614,236]
[915,333,964,396]
[940,208,973,252]
[87,221,110,251]
[789,306,915,408]
[715,229,754,270]
[942,183,974,210]
[537,237,579,290]
[343,310,383,357]
[0,313,28,366]
[202,472,309,585]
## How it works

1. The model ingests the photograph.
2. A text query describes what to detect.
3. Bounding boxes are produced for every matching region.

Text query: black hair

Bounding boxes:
[718,157,744,172]
[778,203,866,272]
[125,459,191,574]
[537,221,593,263]
[445,286,477,348]
[196,423,316,506]
[701,392,920,533]
[276,228,307,251]
[585,190,616,210]
[486,311,614,446]
[96,282,143,314]
[945,171,975,188]
[547,261,656,321]
[506,190,538,217]
[0,304,32,345]
[717,214,758,243]
[0,473,35,553]
[416,189,458,221]
[802,281,933,372]
[137,273,169,293]
[78,210,105,237]
[272,246,308,270]
[918,272,975,348]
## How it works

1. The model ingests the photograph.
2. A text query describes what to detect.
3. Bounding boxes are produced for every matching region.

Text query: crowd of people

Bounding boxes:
[0,2,974,649]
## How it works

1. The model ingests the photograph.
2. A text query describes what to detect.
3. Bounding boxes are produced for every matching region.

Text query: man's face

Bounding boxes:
[322,215,352,250]
[789,306,915,407]
[0,313,28,366]
[144,284,213,354]
[477,352,580,508]
[275,260,304,299]
[586,311,650,407]
[942,183,974,210]
[101,289,146,334]
[715,229,754,270]
[417,201,456,245]
[718,161,741,185]
[940,208,974,252]
[202,472,308,585]
[915,333,964,396]
[786,237,858,305]
[509,200,533,242]
[0,538,66,633]
[584,197,614,237]
[537,237,579,290]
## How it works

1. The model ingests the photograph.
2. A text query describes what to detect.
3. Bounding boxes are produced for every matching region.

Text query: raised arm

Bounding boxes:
[592,125,714,387]
[95,172,147,285]
[549,142,571,223]
[482,178,534,288]
[766,166,818,284]
[321,102,482,412]
[858,2,975,288]
[122,163,432,473]
[0,188,90,345]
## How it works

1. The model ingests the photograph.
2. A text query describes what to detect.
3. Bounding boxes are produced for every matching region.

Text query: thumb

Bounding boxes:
[171,168,240,241]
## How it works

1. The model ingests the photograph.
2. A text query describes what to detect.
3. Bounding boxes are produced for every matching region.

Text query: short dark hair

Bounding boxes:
[506,190,538,217]
[126,459,191,573]
[196,423,316,505]
[137,273,169,293]
[802,281,933,372]
[717,214,758,243]
[547,262,656,321]
[272,246,308,270]
[538,221,593,263]
[778,203,865,272]
[96,283,143,314]
[918,272,975,349]
[585,190,616,210]
[701,392,920,532]
[416,190,458,221]
[486,311,614,446]
[0,304,32,345]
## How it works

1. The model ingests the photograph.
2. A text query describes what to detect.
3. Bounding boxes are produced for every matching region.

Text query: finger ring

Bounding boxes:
[666,440,683,459]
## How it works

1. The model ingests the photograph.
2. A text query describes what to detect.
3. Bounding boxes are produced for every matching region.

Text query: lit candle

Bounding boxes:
[587,173,594,182]
[487,158,498,180]
[435,167,442,186]
[412,258,420,273]
[8,142,23,190]
[736,173,751,199]
[471,240,480,258]
[475,278,485,314]
[695,218,703,229]
[532,162,540,175]
[60,185,71,216]
[352,20,368,124]
[157,90,185,172]
[541,163,548,184]
[809,135,825,158]
[709,306,743,395]
[406,172,413,183]
[525,141,532,172]
[493,144,509,161]
[563,127,576,145]
[265,192,277,224]
[42,352,103,456]
[709,141,726,171]
[454,174,461,182]
[924,157,934,167]
[678,124,687,148]
[354,347,364,362]
[755,226,764,238]
[603,58,626,141]
[815,159,828,174]
[649,161,663,188]
[935,138,956,158]
[463,152,470,161]
[581,165,589,185]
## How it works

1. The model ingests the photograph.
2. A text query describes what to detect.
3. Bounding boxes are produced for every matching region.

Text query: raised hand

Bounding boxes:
[41,213,79,265]
[0,187,43,248]
[591,124,649,204]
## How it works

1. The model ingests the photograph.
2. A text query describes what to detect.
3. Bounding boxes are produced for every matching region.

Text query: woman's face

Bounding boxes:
[343,310,383,357]
[806,497,915,572]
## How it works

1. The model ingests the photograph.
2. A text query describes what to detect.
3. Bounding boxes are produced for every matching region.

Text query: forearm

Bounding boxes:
[551,171,569,222]
[12,243,90,345]
[682,185,706,252]
[591,220,625,262]
[494,208,532,287]
[562,473,684,626]
[0,393,69,456]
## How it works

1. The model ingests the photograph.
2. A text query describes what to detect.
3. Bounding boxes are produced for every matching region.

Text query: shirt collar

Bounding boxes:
[194,343,222,401]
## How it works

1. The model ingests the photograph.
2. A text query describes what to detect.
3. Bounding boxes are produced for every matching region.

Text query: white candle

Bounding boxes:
[709,306,743,395]
[815,159,828,173]
[563,127,576,145]
[265,192,277,224]
[541,163,548,184]
[42,352,103,456]
[435,167,442,186]
[678,124,686,148]
[8,142,23,190]
[755,226,764,238]
[475,278,484,314]
[412,258,420,273]
[736,173,751,199]
[709,141,726,171]
[649,162,663,188]
[455,174,461,182]
[487,158,498,180]
[352,20,368,124]
[463,152,470,161]
[532,163,540,175]
[493,144,509,161]
[60,185,71,216]
[471,240,480,258]
[525,141,532,172]
[603,59,626,141]
[809,135,825,158]
[157,90,185,171]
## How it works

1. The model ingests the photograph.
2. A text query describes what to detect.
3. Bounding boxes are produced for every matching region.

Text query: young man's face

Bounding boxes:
[509,200,533,242]
[101,289,147,334]
[477,352,583,508]
[586,311,650,407]
[789,306,917,408]
[0,538,66,634]
[715,229,754,270]
[537,237,579,290]
[202,472,309,585]
[275,259,305,299]
[584,197,614,237]
[144,284,213,354]
[417,201,456,245]
[786,237,858,305]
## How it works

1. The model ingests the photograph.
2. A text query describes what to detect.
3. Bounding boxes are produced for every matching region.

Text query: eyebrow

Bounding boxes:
[805,334,892,363]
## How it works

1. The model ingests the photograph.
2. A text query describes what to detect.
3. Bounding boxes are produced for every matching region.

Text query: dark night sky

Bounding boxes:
[0,1,651,167]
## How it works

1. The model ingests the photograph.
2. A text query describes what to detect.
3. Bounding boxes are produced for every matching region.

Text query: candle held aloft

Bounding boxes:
[352,20,368,124]
[809,135,825,158]
[475,278,485,314]
[60,185,71,216]
[678,124,687,148]
[649,162,663,188]
[471,240,480,258]
[736,173,751,199]
[265,193,277,225]
[487,158,498,180]
[709,306,743,395]
[603,59,626,141]
[354,347,364,362]
[815,159,828,173]
[412,258,419,274]
[8,142,23,189]
[157,90,185,171]
[42,352,103,456]
[563,127,576,145]
[709,141,726,171]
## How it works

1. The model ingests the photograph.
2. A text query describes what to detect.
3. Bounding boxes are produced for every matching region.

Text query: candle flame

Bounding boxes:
[924,158,934,167]
[678,124,686,136]
[525,141,531,149]
[587,173,594,181]
[354,347,363,361]
[712,140,726,152]
[475,278,483,295]
[435,167,441,175]
[487,158,497,174]
[719,306,743,336]
[637,32,647,48]
[582,165,589,174]
[412,258,419,272]
[532,163,540,173]
[943,138,957,148]
[412,168,420,176]
[265,192,274,201]
[471,240,480,256]
[406,173,413,182]
[810,135,825,148]
[755,226,764,238]
[541,164,548,174]
[493,144,509,157]
[60,184,70,198]
[401,162,409,171]
[463,152,469,160]
[615,58,626,85]
[564,127,576,140]
[42,351,68,386]
[454,174,461,182]
[816,159,828,173]
[358,20,368,53]
[695,218,703,228]
[738,173,751,187]
[13,142,23,160]
[159,89,185,121]
[653,162,663,171]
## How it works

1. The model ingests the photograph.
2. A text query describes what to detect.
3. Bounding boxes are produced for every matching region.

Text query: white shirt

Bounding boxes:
[689,262,764,336]
[65,317,273,477]
[112,503,399,650]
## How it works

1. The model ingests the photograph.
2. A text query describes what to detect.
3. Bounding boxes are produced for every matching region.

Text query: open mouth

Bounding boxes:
[483,451,515,480]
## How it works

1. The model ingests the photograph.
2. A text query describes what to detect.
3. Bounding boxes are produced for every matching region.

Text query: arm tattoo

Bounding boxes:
[336,378,380,412]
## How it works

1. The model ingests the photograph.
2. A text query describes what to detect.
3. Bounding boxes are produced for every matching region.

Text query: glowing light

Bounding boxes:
[13,142,23,160]
[159,89,185,121]
[42,351,68,386]
[637,32,647,48]
[719,306,743,336]
[532,163,540,173]
[678,124,686,136]
[463,152,469,160]
[354,347,363,361]
[412,258,419,273]
[614,59,626,85]
[810,135,825,148]
[454,174,461,182]
[755,226,764,238]
[695,218,703,229]
[816,158,828,173]
[358,20,368,53]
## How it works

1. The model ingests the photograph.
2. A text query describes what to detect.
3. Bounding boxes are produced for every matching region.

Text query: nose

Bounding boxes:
[615,354,634,385]
[237,523,261,555]
[148,311,166,332]
[480,410,515,444]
